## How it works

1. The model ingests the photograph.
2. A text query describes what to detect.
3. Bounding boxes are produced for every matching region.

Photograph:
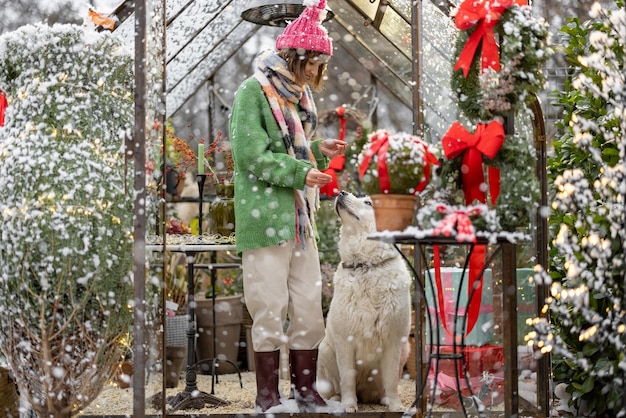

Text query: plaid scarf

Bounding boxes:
[254,50,319,248]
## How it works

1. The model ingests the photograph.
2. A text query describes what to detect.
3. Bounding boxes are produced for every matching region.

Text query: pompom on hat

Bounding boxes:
[275,0,333,56]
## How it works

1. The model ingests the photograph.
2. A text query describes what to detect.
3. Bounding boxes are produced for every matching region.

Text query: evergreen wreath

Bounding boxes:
[451,4,551,121]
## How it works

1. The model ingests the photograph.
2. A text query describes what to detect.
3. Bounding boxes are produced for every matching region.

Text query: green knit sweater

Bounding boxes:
[229,77,329,255]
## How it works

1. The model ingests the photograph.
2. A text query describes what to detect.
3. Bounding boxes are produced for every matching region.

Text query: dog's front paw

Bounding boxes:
[384,397,405,412]
[342,402,358,413]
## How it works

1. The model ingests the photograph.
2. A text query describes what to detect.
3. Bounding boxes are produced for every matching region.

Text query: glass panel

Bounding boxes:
[389,0,411,21]
[421,0,459,142]
[379,7,411,57]
[166,3,244,90]
[351,0,380,20]
[329,4,412,83]
[144,0,167,413]
[329,21,413,108]
[167,23,258,117]
[407,109,542,415]
[166,0,231,60]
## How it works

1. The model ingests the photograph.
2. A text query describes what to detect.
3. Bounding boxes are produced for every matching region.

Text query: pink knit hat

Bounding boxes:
[275,0,333,56]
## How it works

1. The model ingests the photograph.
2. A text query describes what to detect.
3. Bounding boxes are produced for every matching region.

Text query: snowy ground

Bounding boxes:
[76,370,543,416]
[79,371,419,415]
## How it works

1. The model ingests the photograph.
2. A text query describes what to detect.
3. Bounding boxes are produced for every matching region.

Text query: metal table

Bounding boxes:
[369,233,520,418]
[147,242,242,412]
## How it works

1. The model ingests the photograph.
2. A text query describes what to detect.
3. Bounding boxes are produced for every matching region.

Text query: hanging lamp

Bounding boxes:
[241,0,334,27]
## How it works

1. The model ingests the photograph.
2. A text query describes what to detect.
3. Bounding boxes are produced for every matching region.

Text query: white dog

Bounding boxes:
[317,191,412,412]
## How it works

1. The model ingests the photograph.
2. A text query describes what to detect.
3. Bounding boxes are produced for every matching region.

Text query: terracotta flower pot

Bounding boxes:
[371,194,417,232]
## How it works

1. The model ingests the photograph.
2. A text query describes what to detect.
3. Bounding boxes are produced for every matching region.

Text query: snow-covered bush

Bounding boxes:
[0,23,134,416]
[528,2,625,416]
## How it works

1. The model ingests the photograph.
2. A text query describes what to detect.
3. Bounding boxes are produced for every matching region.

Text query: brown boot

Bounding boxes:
[254,350,281,412]
[289,349,327,412]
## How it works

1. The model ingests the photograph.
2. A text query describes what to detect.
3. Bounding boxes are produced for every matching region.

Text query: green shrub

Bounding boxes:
[0,23,134,416]
[530,2,625,415]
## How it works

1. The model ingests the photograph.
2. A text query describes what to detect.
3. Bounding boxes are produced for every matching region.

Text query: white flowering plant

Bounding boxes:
[0,24,134,415]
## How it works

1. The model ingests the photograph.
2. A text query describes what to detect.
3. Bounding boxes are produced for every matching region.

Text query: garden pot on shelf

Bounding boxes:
[195,294,243,375]
[371,194,417,232]
[211,183,235,237]
[165,315,188,388]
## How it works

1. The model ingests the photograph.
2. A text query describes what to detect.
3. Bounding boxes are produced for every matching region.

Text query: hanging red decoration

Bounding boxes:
[320,105,348,197]
[453,0,528,77]
[0,90,7,127]
[441,120,504,205]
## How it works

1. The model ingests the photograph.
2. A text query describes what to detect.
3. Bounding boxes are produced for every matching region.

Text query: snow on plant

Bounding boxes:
[0,23,134,416]
[527,2,625,415]
[357,129,439,195]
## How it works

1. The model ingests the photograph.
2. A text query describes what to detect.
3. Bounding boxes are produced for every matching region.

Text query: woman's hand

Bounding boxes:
[320,138,348,159]
[305,168,333,188]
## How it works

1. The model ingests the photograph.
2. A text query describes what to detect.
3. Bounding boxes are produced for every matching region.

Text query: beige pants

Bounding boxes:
[242,238,325,352]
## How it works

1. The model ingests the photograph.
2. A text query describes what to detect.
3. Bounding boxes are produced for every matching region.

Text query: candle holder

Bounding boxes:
[196,174,207,235]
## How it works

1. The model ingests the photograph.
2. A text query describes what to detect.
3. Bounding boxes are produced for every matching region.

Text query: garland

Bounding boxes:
[451,4,551,121]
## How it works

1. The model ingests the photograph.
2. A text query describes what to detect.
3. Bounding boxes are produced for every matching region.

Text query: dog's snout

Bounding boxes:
[335,190,348,207]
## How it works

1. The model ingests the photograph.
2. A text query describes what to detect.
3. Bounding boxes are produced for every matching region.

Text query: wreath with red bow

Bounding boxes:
[451,1,552,121]
[436,123,539,231]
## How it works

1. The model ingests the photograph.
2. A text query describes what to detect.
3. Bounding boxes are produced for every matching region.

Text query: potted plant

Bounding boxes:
[357,129,439,231]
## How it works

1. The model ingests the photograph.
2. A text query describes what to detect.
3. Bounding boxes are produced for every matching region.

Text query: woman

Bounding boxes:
[229,0,346,412]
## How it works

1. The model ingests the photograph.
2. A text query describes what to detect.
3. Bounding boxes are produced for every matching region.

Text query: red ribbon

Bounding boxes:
[432,204,488,339]
[433,243,487,339]
[441,120,504,205]
[321,106,347,197]
[453,0,528,77]
[0,90,7,127]
[359,130,439,195]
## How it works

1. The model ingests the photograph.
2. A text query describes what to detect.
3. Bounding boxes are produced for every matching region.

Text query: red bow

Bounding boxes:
[432,204,483,242]
[359,131,439,195]
[453,0,528,77]
[0,90,7,127]
[441,120,504,204]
